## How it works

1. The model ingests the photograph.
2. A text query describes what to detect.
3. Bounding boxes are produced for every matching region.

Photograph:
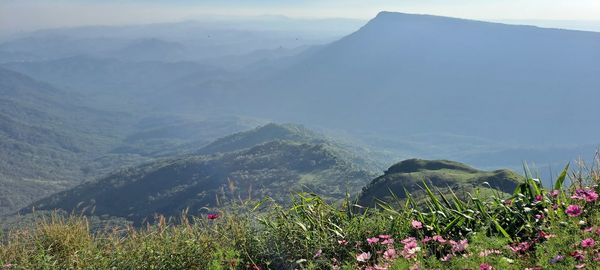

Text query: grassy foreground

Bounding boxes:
[1,160,600,269]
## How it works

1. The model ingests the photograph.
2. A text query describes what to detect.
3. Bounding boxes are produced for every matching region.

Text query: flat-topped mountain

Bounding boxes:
[358,159,523,206]
[248,11,600,146]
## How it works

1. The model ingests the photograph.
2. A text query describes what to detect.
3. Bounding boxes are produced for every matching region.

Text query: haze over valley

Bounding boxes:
[0,3,598,227]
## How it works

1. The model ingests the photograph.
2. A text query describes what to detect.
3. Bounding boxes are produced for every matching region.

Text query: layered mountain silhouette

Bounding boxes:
[25,124,378,224]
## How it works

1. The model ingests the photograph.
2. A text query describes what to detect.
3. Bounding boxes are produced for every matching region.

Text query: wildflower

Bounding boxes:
[356,252,371,262]
[586,190,599,202]
[550,255,565,264]
[575,263,586,269]
[367,237,380,244]
[508,241,530,253]
[411,220,423,229]
[535,195,543,202]
[379,234,392,239]
[571,250,585,261]
[566,205,582,217]
[383,248,397,260]
[338,239,348,245]
[207,213,219,220]
[401,238,421,259]
[479,263,493,270]
[582,238,596,248]
[550,190,560,197]
[479,249,502,257]
[534,213,544,220]
[381,238,394,245]
[594,253,600,261]
[313,249,322,259]
[409,264,421,270]
[440,254,453,262]
[374,264,389,270]
[422,236,432,243]
[538,231,556,239]
[449,239,469,253]
[432,235,446,243]
[401,237,417,244]
[572,188,599,202]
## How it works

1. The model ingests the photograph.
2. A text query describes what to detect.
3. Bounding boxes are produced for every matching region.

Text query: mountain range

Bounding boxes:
[25,124,379,224]
[1,11,598,221]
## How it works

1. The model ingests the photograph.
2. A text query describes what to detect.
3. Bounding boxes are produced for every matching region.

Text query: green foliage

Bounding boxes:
[2,158,600,270]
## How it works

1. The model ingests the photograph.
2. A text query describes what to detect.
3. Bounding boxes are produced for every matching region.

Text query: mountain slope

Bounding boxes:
[28,139,376,224]
[246,12,600,146]
[0,68,132,214]
[358,159,523,206]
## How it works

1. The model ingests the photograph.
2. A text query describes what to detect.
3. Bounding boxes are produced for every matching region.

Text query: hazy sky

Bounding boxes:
[2,0,600,36]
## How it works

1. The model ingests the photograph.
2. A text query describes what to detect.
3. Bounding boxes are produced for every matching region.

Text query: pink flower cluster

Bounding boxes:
[571,188,599,203]
[355,234,401,270]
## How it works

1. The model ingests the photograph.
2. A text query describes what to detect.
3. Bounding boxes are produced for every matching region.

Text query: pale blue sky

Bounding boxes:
[2,0,600,35]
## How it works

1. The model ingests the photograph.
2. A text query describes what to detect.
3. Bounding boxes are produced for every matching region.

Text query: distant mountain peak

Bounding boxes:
[197,123,322,155]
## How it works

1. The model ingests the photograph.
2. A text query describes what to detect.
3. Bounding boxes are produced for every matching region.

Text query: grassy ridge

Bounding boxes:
[2,156,600,270]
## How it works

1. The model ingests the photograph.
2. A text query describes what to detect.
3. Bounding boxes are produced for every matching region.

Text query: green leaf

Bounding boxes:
[554,163,570,191]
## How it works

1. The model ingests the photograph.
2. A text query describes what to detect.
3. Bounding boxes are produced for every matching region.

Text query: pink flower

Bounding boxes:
[509,241,531,253]
[572,188,599,202]
[440,254,453,262]
[586,190,599,202]
[383,248,397,260]
[582,238,596,248]
[338,239,348,246]
[378,234,392,239]
[550,255,565,264]
[367,237,380,244]
[550,190,560,197]
[566,205,583,217]
[571,250,585,261]
[207,213,219,220]
[535,195,543,202]
[382,238,394,245]
[480,263,493,270]
[411,220,423,229]
[356,252,371,262]
[534,213,544,220]
[374,264,389,270]
[449,239,468,253]
[313,249,322,259]
[479,249,502,257]
[575,263,586,269]
[409,264,421,270]
[432,235,446,243]
[401,237,417,244]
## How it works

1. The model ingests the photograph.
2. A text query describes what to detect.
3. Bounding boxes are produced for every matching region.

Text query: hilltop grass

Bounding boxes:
[1,157,600,269]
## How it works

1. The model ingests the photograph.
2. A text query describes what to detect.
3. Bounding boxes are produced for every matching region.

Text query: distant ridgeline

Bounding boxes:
[19,124,524,225]
[23,123,379,224]
[358,159,523,207]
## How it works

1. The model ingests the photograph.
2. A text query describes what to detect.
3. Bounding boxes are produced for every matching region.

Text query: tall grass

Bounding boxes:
[1,157,600,269]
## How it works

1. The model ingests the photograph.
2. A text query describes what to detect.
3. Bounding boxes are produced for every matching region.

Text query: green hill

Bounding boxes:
[0,68,133,214]
[26,130,377,224]
[358,159,523,206]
